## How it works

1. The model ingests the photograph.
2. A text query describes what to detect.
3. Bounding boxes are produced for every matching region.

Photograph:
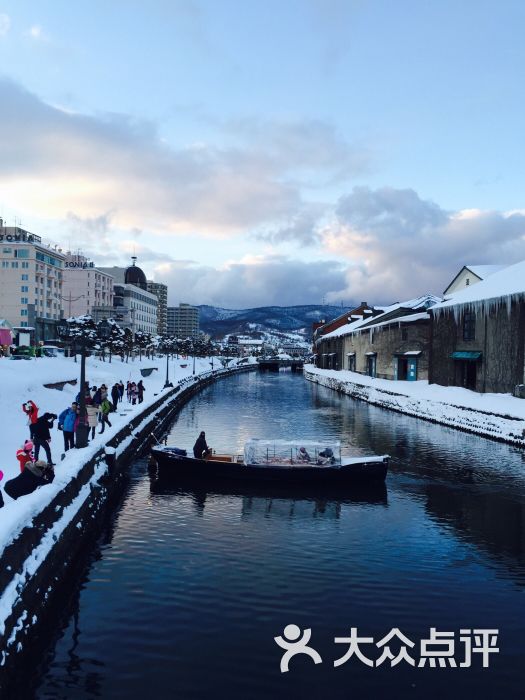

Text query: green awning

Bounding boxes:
[451,351,482,360]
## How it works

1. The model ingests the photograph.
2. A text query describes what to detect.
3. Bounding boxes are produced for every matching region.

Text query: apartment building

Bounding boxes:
[167,303,199,338]
[61,253,114,317]
[0,223,65,342]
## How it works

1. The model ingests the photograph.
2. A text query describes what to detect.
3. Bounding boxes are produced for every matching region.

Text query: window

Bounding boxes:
[21,309,28,316]
[466,278,470,286]
[401,326,408,340]
[21,285,28,292]
[21,274,28,280]
[463,312,476,341]
[2,247,12,254]
[22,262,29,268]
[11,261,18,268]
[1,261,8,268]
[14,248,29,258]
[20,321,27,327]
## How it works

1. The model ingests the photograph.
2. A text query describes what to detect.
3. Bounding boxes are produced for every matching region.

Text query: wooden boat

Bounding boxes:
[150,439,388,485]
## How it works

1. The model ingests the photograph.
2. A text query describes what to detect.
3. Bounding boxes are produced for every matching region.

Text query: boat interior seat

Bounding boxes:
[208,454,234,463]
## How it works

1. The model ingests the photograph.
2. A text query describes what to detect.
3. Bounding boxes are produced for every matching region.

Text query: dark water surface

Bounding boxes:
[32,371,525,698]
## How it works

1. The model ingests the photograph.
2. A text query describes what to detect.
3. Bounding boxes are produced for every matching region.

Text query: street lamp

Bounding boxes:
[164,341,172,388]
[192,350,196,375]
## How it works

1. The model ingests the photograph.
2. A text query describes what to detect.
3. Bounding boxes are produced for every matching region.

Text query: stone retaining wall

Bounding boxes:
[305,367,525,446]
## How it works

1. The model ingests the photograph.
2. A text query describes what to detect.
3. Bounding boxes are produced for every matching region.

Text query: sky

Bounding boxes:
[0,0,524,309]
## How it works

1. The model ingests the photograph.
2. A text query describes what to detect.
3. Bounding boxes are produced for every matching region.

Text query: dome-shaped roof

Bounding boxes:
[125,257,147,289]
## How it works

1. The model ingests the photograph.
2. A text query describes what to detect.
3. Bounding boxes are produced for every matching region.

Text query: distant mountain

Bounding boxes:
[198,304,348,339]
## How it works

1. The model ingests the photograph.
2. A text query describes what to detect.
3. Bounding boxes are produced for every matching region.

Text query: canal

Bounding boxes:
[29,371,525,698]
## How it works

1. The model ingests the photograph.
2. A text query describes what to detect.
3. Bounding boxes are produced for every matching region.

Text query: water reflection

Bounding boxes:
[30,370,525,699]
[149,479,389,519]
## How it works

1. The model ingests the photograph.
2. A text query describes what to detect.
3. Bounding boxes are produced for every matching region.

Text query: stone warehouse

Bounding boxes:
[430,260,525,394]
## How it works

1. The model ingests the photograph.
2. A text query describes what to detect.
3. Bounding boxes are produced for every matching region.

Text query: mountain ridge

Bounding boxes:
[198,304,350,339]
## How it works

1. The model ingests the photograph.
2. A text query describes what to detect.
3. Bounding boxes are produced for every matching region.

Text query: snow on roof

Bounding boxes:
[465,264,506,279]
[320,305,432,340]
[433,258,525,316]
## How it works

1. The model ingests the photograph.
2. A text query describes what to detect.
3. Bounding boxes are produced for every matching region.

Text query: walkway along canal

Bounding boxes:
[16,370,525,699]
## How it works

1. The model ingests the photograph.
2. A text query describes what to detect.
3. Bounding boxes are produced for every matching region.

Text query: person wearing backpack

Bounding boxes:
[99,397,113,434]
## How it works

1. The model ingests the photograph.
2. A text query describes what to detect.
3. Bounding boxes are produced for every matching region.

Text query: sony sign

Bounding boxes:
[0,230,41,244]
[65,261,95,269]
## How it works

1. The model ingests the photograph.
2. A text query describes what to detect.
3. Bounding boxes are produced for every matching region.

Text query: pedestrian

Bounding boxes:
[99,397,113,434]
[58,402,79,452]
[193,431,212,459]
[75,381,90,403]
[137,380,145,404]
[131,382,137,405]
[92,386,102,407]
[118,380,124,403]
[16,439,34,472]
[22,400,39,439]
[100,384,108,401]
[126,381,132,403]
[4,461,55,500]
[85,395,98,440]
[111,383,120,408]
[0,470,4,509]
[32,413,57,465]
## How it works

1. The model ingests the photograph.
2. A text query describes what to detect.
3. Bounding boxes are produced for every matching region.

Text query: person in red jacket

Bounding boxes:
[22,400,39,439]
[16,440,35,472]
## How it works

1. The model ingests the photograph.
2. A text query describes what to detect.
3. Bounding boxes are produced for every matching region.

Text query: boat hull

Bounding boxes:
[150,447,388,485]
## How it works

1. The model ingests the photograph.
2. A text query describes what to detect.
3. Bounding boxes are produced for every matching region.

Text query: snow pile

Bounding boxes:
[305,365,525,445]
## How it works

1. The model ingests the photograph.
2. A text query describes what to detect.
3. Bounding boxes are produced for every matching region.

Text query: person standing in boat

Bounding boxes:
[193,431,212,459]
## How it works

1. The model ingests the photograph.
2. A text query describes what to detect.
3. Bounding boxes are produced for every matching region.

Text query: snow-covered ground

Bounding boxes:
[305,365,525,445]
[0,354,239,551]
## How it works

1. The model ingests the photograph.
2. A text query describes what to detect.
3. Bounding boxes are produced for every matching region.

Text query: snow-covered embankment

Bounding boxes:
[305,365,525,446]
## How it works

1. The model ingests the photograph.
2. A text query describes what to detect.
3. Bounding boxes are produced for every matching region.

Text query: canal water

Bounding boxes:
[30,371,525,699]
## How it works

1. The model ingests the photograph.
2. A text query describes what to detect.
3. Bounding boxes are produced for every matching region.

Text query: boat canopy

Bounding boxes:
[244,439,341,467]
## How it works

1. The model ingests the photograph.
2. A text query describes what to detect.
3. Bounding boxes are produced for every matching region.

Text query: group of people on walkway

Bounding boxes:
[0,377,149,508]
[126,380,145,405]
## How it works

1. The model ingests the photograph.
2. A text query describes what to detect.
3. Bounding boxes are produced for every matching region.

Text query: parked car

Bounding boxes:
[42,345,65,357]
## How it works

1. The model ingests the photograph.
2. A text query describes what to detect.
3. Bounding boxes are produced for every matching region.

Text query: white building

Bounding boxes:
[61,253,114,318]
[0,223,65,342]
[95,258,158,335]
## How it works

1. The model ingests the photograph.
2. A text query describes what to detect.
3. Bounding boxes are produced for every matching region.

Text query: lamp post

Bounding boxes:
[57,319,90,447]
[192,351,196,375]
[164,345,171,388]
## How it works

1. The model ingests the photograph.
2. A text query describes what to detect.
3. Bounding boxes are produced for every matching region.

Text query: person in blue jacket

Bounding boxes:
[58,402,79,451]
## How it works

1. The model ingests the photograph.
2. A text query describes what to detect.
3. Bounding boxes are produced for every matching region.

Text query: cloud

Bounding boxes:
[323,186,525,302]
[26,25,48,41]
[152,255,348,308]
[0,14,10,36]
[0,79,368,238]
[255,204,327,246]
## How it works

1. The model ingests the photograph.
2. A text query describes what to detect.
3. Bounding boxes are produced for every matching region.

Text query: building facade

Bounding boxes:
[167,303,199,338]
[147,280,168,335]
[0,223,65,342]
[430,261,525,394]
[316,295,439,381]
[95,259,158,335]
[61,253,114,317]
